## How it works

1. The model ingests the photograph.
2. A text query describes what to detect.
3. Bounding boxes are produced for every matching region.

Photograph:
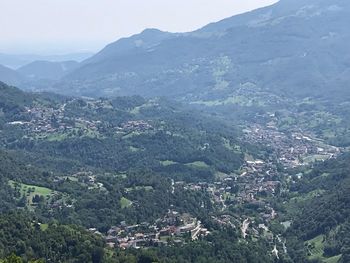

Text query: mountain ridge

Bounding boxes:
[17,60,79,80]
[1,0,349,104]
[0,64,26,86]
[53,0,350,102]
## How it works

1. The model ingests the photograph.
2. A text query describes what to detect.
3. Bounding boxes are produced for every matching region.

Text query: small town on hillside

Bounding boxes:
[90,210,209,249]
[6,99,153,137]
[85,113,340,250]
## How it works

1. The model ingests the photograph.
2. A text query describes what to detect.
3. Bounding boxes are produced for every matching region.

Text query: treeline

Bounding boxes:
[0,82,34,123]
[8,127,243,178]
[0,212,106,263]
[285,154,350,262]
[0,150,53,213]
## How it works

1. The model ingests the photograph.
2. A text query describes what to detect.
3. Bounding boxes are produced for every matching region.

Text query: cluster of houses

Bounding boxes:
[94,210,209,249]
[166,116,341,242]
[7,102,99,135]
[8,106,64,133]
[243,121,339,169]
[53,171,105,191]
[175,175,279,224]
[70,171,105,190]
[6,99,155,138]
[117,120,153,132]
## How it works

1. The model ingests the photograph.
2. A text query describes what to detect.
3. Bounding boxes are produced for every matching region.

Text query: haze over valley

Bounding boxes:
[0,0,349,262]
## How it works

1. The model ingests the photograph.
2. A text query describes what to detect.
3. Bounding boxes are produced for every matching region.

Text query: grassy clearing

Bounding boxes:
[130,107,141,115]
[290,189,325,203]
[306,235,324,260]
[10,180,53,197]
[185,161,210,169]
[122,132,141,140]
[114,173,127,179]
[120,197,132,209]
[129,146,142,152]
[215,171,230,180]
[40,224,49,231]
[285,189,325,217]
[160,160,178,166]
[303,154,329,164]
[161,160,210,168]
[45,133,68,142]
[323,255,341,263]
[190,95,263,107]
[305,235,341,262]
[64,176,79,182]
[9,180,54,207]
[84,129,102,139]
[130,101,155,115]
[160,236,171,241]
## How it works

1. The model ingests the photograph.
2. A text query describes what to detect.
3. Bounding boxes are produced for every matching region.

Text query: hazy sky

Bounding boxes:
[0,0,278,55]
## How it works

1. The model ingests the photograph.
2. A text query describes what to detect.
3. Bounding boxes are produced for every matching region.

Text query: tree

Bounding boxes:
[1,254,22,263]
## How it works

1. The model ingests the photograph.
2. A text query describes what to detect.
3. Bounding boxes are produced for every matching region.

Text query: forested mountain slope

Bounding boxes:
[0,65,26,87]
[283,154,350,263]
[51,0,350,103]
[17,60,79,81]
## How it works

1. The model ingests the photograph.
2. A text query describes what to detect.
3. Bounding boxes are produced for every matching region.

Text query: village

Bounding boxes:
[163,113,341,246]
[76,110,341,250]
[90,210,209,249]
[6,99,153,138]
[243,113,340,169]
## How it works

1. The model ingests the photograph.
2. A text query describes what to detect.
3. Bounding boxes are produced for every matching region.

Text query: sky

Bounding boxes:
[0,0,278,55]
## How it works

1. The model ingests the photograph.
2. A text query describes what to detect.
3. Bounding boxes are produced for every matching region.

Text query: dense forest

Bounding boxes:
[283,154,350,263]
[0,212,106,262]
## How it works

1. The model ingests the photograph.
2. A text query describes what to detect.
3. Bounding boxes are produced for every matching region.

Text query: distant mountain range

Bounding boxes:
[1,0,350,103]
[17,60,79,80]
[0,65,25,86]
[0,51,93,88]
[0,60,80,89]
[0,52,93,69]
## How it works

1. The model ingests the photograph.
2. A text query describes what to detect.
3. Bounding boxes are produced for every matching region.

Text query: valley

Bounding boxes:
[0,80,348,262]
[0,0,350,262]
